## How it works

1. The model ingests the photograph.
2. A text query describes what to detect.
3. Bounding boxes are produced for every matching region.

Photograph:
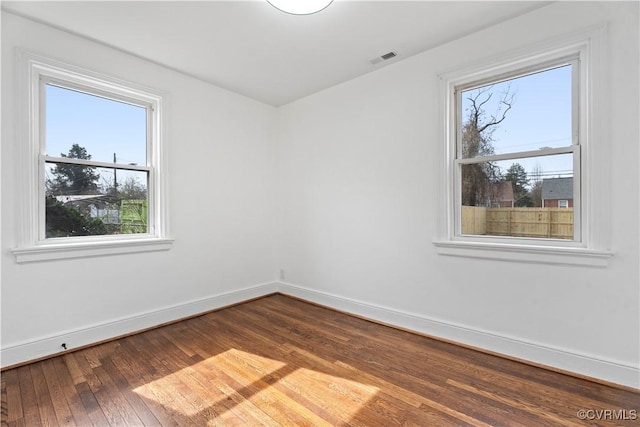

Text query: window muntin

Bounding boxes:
[42,82,152,239]
[454,60,579,242]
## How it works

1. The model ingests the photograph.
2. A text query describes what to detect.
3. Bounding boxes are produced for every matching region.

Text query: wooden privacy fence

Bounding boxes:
[462,206,573,239]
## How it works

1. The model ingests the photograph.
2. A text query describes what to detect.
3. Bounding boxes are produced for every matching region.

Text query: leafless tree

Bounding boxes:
[461,86,515,206]
[529,162,543,207]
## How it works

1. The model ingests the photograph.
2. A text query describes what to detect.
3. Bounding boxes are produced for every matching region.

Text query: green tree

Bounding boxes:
[47,144,100,195]
[45,145,109,237]
[45,196,107,237]
[505,163,533,207]
[461,86,514,206]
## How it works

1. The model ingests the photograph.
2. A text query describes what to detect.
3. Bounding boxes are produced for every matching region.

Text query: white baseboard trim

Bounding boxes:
[1,281,278,369]
[4,280,637,390]
[277,281,640,390]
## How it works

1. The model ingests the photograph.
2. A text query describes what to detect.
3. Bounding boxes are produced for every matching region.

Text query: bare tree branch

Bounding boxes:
[461,84,516,206]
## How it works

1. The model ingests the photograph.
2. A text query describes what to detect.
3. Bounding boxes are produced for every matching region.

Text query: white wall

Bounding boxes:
[2,2,638,389]
[1,12,278,365]
[276,1,639,388]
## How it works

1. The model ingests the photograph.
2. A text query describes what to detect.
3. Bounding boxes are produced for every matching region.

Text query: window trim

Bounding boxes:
[454,58,581,243]
[12,50,172,263]
[434,27,612,267]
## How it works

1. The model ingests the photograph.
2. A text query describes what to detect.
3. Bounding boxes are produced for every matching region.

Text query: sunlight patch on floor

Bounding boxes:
[133,348,379,424]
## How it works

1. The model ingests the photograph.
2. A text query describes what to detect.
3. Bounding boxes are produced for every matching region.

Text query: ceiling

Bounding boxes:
[2,1,550,106]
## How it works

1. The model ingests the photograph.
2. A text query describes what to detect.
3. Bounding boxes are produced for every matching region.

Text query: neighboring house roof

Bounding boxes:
[55,195,104,204]
[487,181,514,202]
[542,177,573,200]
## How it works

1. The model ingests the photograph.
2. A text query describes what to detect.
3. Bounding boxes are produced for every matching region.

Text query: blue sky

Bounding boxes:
[45,65,573,193]
[461,64,574,184]
[45,84,148,191]
[45,84,147,166]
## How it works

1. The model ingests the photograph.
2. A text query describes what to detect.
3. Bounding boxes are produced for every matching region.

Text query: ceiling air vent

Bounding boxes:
[370,51,398,65]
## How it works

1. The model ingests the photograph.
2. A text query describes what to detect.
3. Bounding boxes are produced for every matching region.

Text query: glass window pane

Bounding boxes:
[45,162,148,237]
[45,84,147,166]
[460,65,572,158]
[460,154,573,240]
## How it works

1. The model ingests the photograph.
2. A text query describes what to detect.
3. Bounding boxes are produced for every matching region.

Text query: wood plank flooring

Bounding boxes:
[1,294,638,426]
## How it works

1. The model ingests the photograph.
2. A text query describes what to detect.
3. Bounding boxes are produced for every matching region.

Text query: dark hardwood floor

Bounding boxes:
[2,294,638,426]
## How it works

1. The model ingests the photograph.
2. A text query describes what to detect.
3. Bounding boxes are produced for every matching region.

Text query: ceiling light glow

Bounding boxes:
[267,0,333,15]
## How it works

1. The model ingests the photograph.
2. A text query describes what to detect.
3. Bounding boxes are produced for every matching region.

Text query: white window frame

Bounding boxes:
[12,51,173,263]
[434,28,612,267]
[558,200,569,209]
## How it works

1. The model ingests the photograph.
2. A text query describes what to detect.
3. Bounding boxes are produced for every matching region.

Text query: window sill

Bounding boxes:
[12,237,174,263]
[433,240,613,267]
